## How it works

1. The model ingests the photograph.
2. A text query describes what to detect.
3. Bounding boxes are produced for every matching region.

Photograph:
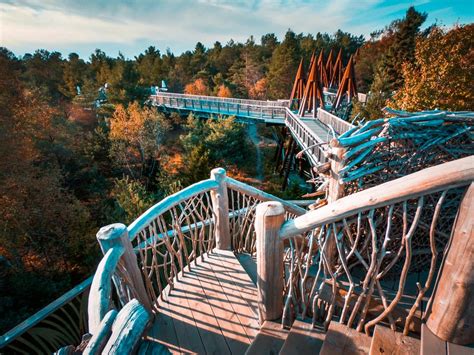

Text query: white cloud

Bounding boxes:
[0,0,471,58]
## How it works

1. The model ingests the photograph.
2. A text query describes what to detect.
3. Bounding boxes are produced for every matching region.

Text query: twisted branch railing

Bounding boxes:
[255,156,473,338]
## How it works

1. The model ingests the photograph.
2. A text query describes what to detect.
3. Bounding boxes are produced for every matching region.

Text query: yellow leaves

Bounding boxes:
[184,78,210,95]
[390,24,474,111]
[216,84,232,98]
[249,78,268,99]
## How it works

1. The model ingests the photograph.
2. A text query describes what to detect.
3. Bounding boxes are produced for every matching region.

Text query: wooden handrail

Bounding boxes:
[317,108,354,134]
[127,179,218,240]
[280,156,474,239]
[0,277,92,349]
[225,176,306,216]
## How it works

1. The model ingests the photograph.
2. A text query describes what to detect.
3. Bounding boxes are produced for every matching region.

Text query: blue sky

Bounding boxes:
[1,0,472,59]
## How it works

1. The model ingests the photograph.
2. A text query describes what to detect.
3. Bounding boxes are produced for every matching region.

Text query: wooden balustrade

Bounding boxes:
[151,92,289,107]
[254,157,473,336]
[150,92,288,121]
[426,183,474,344]
[284,109,327,166]
[317,108,354,134]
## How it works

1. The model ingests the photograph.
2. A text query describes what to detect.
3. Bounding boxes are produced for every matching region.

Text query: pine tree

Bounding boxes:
[267,30,301,99]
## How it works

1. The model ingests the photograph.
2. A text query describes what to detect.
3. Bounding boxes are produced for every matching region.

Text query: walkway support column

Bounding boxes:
[210,168,231,250]
[97,223,152,313]
[426,183,474,345]
[255,201,285,323]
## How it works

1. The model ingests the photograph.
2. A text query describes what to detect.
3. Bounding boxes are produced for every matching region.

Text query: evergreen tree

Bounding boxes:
[267,30,301,99]
[377,7,427,92]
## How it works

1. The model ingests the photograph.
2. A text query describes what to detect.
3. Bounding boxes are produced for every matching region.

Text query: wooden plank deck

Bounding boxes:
[300,117,332,141]
[147,249,260,354]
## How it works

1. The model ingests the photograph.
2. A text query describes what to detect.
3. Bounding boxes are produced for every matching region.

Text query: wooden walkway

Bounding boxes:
[300,117,332,141]
[147,249,259,354]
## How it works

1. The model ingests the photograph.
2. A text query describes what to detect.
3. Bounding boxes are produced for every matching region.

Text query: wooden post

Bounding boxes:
[97,223,152,313]
[255,201,285,323]
[426,183,474,345]
[210,168,231,250]
[328,138,346,203]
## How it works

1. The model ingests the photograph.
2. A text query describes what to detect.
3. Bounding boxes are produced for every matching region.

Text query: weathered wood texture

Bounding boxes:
[369,325,420,355]
[320,321,371,355]
[421,324,474,355]
[148,249,259,354]
[210,168,231,250]
[97,223,152,314]
[279,319,326,355]
[426,183,474,344]
[255,202,286,322]
[244,320,289,355]
[102,299,151,354]
[87,246,124,334]
[83,309,117,355]
[280,156,473,239]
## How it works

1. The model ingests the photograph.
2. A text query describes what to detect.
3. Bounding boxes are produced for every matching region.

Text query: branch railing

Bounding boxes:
[255,156,473,340]
[49,169,305,351]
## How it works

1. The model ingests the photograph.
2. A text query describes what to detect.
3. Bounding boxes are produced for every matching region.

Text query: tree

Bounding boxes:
[109,102,171,185]
[60,53,89,99]
[217,84,232,97]
[22,49,65,101]
[353,7,427,120]
[135,46,164,86]
[184,78,210,95]
[376,7,427,92]
[390,24,474,111]
[267,30,301,99]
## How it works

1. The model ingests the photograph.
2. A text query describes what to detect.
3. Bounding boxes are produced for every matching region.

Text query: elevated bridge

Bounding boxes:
[149,92,355,166]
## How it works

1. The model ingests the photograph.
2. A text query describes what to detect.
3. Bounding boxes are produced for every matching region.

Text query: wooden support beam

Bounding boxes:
[289,58,305,111]
[317,51,329,88]
[330,48,343,88]
[333,55,357,111]
[325,49,334,84]
[426,183,474,345]
[282,140,296,191]
[255,202,285,323]
[210,168,231,250]
[298,56,325,117]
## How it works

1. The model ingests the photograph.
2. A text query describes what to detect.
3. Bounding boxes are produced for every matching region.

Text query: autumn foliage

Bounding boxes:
[184,78,210,95]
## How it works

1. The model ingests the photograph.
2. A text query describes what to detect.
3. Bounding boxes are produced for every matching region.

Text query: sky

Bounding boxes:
[1,0,473,59]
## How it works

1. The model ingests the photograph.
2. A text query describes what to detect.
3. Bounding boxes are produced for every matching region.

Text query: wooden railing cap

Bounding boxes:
[256,201,286,217]
[211,167,226,179]
[97,223,127,241]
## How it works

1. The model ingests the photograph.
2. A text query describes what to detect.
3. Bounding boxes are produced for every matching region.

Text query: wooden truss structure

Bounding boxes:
[333,55,357,110]
[298,54,325,117]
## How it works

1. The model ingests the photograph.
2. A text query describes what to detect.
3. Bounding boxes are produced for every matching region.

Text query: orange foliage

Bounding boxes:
[184,78,210,95]
[217,85,232,98]
[249,78,268,99]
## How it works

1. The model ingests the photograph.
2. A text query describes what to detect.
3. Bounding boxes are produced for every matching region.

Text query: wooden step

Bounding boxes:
[320,322,371,355]
[245,321,289,355]
[369,325,420,355]
[421,324,474,355]
[279,319,326,355]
